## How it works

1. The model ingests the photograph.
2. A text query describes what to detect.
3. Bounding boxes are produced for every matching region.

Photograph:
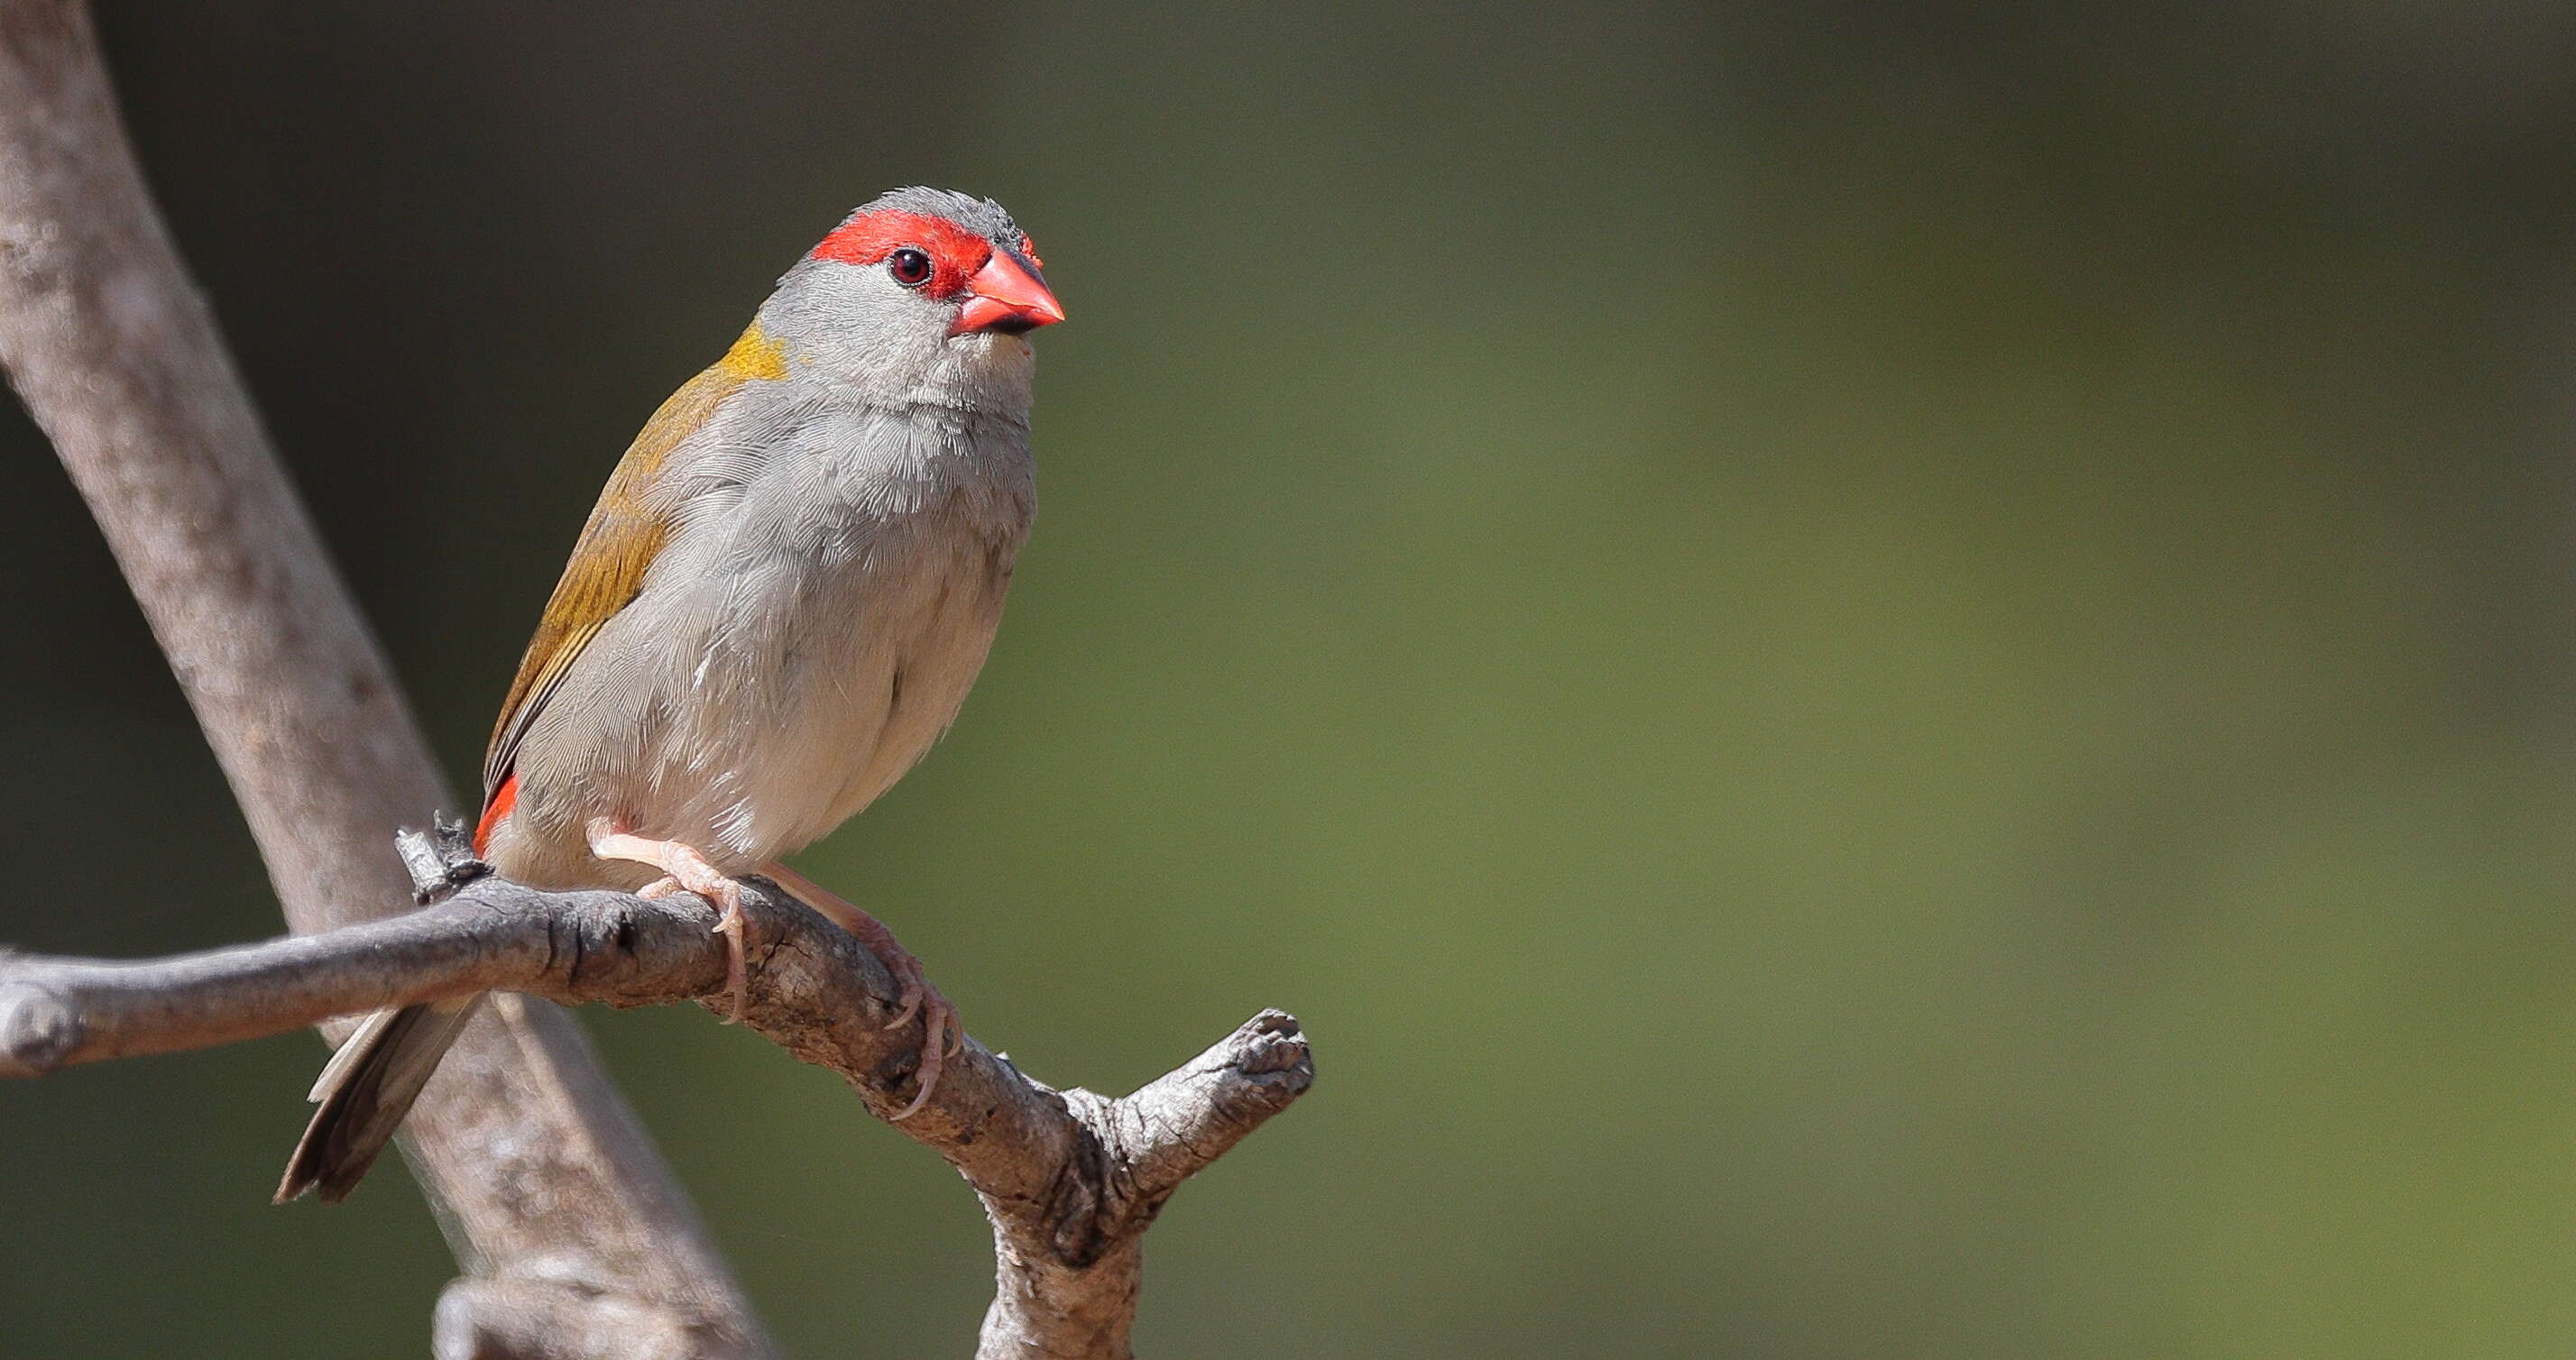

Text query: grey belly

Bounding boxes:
[504,512,1016,884]
[655,527,1011,865]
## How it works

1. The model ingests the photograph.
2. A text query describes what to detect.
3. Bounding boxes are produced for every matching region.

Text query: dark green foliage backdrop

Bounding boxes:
[5,4,2573,1355]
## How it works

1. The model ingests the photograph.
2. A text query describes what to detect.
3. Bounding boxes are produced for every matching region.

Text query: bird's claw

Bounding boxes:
[879,953,954,1121]
[888,986,956,1122]
[749,861,958,1120]
[883,976,922,1032]
[709,896,749,1025]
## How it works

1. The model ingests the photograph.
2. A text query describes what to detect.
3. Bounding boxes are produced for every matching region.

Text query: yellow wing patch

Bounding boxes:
[481,324,783,797]
[717,323,788,381]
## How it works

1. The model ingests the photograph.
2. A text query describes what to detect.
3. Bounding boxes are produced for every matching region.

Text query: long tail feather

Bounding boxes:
[275,993,486,1204]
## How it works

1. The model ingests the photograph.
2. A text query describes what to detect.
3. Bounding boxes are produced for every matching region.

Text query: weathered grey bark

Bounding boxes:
[0,4,768,1355]
[0,831,1317,1358]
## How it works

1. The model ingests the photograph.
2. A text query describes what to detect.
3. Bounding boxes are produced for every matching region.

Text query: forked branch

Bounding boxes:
[0,827,1314,1358]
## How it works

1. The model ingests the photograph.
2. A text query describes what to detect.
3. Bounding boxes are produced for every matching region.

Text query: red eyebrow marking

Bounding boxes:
[810,209,992,299]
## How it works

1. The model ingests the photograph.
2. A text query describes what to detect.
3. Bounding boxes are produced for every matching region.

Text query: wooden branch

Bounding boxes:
[0,829,1316,1358]
[0,5,770,1355]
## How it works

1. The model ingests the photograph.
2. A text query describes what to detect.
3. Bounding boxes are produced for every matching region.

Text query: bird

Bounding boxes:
[276,187,1064,1204]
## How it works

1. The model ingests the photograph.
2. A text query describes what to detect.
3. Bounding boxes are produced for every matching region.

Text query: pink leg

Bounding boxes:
[588,820,750,1024]
[761,860,958,1120]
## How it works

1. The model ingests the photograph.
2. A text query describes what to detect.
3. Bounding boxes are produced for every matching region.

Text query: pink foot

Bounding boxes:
[589,821,750,1023]
[762,860,958,1119]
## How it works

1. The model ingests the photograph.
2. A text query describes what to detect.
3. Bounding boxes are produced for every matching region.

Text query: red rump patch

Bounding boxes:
[810,209,992,299]
[475,771,519,857]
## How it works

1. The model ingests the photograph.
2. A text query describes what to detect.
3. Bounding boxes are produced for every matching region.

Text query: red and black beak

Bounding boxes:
[952,247,1066,336]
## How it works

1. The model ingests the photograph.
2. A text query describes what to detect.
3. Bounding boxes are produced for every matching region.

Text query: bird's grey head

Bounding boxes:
[759,187,1063,409]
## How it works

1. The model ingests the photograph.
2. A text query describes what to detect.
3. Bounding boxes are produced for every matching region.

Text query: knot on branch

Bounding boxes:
[0,973,80,1076]
[1201,1008,1316,1105]
[396,816,491,904]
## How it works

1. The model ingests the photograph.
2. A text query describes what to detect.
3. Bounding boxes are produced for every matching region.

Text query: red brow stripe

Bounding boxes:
[810,209,991,299]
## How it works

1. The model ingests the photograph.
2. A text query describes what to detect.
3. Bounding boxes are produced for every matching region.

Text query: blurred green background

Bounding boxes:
[5,2,2574,1355]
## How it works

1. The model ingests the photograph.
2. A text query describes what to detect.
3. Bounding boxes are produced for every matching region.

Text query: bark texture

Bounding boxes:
[0,832,1316,1357]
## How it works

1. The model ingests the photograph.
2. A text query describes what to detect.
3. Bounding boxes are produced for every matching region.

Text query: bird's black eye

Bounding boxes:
[888,247,934,288]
